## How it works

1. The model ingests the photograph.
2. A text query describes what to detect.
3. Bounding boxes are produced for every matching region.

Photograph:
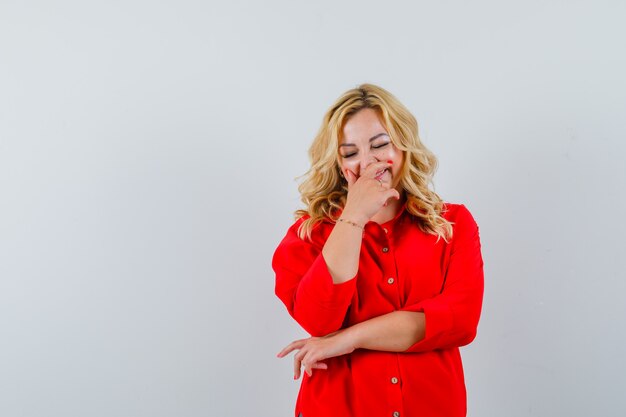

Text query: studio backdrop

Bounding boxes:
[1,1,625,416]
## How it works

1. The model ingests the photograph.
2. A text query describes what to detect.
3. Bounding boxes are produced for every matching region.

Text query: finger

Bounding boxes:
[383,189,401,206]
[302,351,322,377]
[293,348,309,379]
[276,339,306,358]
[383,187,400,205]
[294,349,306,364]
[294,350,307,380]
[344,169,357,187]
[297,351,313,378]
[363,160,393,178]
[294,355,301,380]
[387,189,401,200]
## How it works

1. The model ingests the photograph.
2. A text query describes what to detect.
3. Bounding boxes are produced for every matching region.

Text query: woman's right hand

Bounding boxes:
[342,160,400,225]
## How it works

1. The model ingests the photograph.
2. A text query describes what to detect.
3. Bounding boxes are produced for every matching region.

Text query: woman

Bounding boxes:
[272,83,484,417]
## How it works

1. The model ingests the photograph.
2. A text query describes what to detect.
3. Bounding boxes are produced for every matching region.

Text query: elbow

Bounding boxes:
[453,312,480,347]
[456,327,478,347]
[453,305,482,347]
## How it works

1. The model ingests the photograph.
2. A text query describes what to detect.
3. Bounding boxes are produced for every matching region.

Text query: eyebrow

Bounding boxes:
[339,133,389,148]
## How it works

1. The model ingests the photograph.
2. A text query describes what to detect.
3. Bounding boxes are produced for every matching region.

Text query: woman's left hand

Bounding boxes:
[276,329,357,379]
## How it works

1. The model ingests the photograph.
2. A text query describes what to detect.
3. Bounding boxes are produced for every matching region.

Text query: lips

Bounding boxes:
[374,168,390,180]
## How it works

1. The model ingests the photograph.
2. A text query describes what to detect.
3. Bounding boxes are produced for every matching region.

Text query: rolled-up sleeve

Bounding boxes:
[401,205,484,353]
[272,219,356,336]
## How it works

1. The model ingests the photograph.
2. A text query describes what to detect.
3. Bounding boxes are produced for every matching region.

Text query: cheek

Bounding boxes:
[386,147,404,173]
[340,159,359,173]
[386,145,401,159]
[374,144,398,159]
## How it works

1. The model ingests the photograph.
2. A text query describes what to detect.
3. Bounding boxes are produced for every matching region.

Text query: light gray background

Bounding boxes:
[1,1,625,416]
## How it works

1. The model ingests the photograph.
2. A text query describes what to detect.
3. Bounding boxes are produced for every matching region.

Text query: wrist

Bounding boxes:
[337,217,364,230]
[343,323,364,350]
[340,208,369,226]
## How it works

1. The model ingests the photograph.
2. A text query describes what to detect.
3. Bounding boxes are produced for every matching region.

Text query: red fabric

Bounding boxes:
[272,202,484,417]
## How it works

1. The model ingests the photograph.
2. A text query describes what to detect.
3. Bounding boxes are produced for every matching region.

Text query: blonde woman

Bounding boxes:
[273,84,484,417]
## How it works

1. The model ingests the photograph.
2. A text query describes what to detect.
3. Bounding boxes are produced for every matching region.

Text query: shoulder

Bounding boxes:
[441,201,480,237]
[280,213,334,249]
[441,202,478,221]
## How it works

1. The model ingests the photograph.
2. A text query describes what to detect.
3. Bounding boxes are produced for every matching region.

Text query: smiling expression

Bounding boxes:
[338,108,404,191]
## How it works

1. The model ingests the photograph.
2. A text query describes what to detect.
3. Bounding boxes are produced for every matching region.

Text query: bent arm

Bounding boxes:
[400,205,484,352]
[273,217,365,336]
[335,204,484,354]
[277,205,484,377]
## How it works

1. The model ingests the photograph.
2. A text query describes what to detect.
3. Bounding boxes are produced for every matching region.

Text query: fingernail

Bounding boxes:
[387,160,393,164]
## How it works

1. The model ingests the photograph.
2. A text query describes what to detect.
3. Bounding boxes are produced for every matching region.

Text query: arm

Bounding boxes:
[321,160,399,284]
[347,310,425,351]
[400,204,484,353]
[277,310,425,379]
[346,204,483,352]
[277,205,484,377]
[273,211,398,337]
[273,161,400,337]
[341,205,484,353]
[272,220,358,337]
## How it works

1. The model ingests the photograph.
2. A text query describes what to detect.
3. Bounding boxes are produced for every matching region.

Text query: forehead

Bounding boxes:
[340,108,387,143]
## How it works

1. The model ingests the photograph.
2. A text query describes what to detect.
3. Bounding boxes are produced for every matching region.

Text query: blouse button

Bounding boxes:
[383,227,388,233]
[382,247,389,253]
[387,277,395,285]
[393,412,400,417]
[391,377,399,384]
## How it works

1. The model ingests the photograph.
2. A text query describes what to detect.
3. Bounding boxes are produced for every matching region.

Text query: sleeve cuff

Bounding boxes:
[401,298,454,351]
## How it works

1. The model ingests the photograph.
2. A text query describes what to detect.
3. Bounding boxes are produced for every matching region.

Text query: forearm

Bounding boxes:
[321,213,366,284]
[278,310,426,378]
[345,311,426,352]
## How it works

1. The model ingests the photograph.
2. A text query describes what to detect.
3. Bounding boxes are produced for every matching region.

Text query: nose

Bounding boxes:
[359,154,379,174]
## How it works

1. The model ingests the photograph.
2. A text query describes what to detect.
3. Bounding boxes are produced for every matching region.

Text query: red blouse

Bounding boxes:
[272,202,484,417]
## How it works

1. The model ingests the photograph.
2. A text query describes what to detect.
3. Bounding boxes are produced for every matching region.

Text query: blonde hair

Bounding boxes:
[295,83,453,242]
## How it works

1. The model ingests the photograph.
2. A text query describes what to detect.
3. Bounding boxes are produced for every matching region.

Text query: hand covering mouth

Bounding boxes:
[375,168,390,178]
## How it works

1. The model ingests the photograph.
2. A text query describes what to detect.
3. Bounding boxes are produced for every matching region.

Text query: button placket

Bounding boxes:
[385,278,402,417]
[379,225,394,297]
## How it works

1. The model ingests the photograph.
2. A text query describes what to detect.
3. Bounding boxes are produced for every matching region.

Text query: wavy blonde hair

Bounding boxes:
[295,83,453,242]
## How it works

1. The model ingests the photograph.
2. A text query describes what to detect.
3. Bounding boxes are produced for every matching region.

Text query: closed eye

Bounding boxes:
[341,142,389,158]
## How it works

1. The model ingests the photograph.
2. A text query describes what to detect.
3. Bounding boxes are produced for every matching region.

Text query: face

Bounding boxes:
[338,108,404,190]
